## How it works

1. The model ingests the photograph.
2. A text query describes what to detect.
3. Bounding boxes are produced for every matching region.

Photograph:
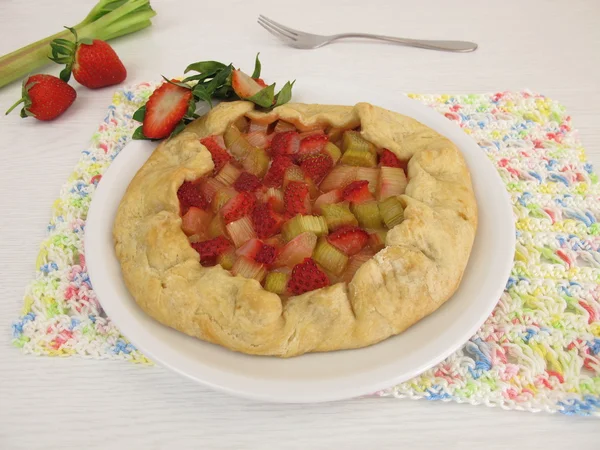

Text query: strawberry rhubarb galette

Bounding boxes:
[114,101,477,357]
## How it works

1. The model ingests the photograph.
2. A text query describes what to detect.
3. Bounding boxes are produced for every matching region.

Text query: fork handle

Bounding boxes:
[332,33,477,52]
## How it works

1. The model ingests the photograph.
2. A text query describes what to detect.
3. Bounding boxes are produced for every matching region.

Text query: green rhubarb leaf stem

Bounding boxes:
[0,0,155,89]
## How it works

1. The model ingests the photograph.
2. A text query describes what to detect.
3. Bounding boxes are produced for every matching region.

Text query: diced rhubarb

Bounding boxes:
[215,163,242,186]
[321,203,358,230]
[217,246,237,270]
[282,215,328,241]
[245,131,270,149]
[198,178,225,203]
[231,255,267,281]
[242,147,270,178]
[273,232,318,268]
[351,200,383,229]
[264,271,289,294]
[181,207,213,237]
[211,186,237,213]
[320,165,358,192]
[314,190,343,214]
[226,216,256,247]
[343,248,376,283]
[324,142,342,164]
[273,120,296,133]
[312,238,348,276]
[356,167,379,194]
[248,121,269,133]
[207,213,227,238]
[377,166,407,200]
[264,187,284,212]
[379,197,405,228]
[236,238,264,259]
[368,229,388,251]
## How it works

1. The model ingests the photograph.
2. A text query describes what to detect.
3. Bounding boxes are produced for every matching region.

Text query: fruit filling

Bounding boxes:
[177,119,409,296]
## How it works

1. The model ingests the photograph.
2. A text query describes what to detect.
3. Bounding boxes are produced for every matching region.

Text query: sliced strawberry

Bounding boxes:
[234,172,262,193]
[143,81,192,139]
[297,134,328,160]
[270,131,300,157]
[300,153,333,183]
[251,202,284,238]
[191,236,232,266]
[181,207,213,237]
[178,181,208,214]
[221,192,256,224]
[284,181,310,216]
[200,136,231,174]
[254,77,268,88]
[255,243,277,265]
[263,155,293,188]
[327,226,369,256]
[342,180,374,203]
[380,149,401,167]
[287,258,330,295]
[232,70,263,99]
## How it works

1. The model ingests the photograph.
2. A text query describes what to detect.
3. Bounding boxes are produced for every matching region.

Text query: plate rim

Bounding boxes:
[85,85,515,403]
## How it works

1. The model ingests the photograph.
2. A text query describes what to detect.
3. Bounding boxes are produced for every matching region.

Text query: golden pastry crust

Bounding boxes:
[113,101,477,357]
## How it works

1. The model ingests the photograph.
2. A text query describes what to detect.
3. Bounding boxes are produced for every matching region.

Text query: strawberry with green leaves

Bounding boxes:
[50,27,126,89]
[5,74,76,121]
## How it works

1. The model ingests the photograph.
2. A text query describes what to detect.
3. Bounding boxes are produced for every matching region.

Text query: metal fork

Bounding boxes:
[257,15,477,52]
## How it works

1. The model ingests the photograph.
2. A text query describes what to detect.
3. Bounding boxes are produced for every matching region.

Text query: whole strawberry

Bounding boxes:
[51,27,126,89]
[5,74,76,121]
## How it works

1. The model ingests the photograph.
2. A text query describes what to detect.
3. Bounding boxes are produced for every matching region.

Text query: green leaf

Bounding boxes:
[274,80,295,107]
[132,105,146,122]
[169,121,186,138]
[185,96,197,117]
[132,126,149,140]
[247,83,275,108]
[184,61,227,74]
[193,85,213,107]
[251,53,261,78]
[212,85,236,100]
[59,65,72,82]
[204,64,232,93]
[181,70,219,84]
[161,76,190,90]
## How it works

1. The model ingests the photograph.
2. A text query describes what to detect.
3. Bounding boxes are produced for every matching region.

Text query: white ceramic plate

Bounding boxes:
[86,80,515,403]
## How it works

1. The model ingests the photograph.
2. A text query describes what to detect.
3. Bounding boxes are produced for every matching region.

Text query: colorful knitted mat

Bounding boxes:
[11,83,600,416]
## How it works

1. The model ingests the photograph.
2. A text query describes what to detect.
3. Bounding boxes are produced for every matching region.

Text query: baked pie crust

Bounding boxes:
[113,101,477,357]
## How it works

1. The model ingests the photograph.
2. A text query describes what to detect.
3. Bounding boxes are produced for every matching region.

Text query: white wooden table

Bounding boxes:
[1,0,599,448]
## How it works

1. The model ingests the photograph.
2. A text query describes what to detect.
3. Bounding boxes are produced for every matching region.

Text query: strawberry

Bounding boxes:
[200,136,231,174]
[234,172,262,192]
[191,236,232,266]
[254,78,268,88]
[380,149,402,168]
[178,181,208,213]
[50,28,126,89]
[231,70,263,98]
[297,134,328,159]
[342,180,374,203]
[255,243,277,265]
[327,226,369,256]
[300,153,333,183]
[221,191,256,223]
[5,74,76,121]
[270,131,300,157]
[142,81,193,139]
[284,181,310,216]
[263,155,293,188]
[251,202,284,238]
[287,258,330,295]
